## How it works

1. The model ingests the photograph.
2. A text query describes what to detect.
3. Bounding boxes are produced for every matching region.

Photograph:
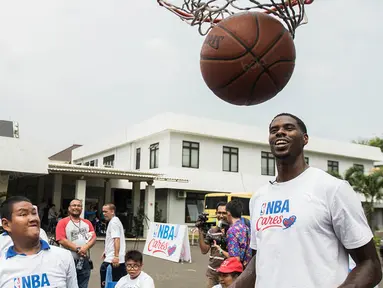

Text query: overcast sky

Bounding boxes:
[0,0,381,157]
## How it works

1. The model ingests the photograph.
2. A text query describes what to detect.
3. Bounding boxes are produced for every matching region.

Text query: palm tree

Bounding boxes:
[344,166,383,228]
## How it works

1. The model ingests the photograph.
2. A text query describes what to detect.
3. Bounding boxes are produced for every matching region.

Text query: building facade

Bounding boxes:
[72,113,383,228]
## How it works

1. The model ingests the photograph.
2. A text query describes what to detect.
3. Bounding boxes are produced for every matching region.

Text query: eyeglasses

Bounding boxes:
[126,264,141,270]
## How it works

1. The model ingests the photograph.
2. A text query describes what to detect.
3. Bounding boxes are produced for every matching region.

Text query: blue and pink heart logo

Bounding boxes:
[167,245,177,256]
[282,215,296,229]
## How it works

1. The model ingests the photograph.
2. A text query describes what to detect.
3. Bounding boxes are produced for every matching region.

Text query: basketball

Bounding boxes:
[200,12,296,106]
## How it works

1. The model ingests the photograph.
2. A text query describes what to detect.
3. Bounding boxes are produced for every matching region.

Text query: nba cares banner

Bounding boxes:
[143,222,192,263]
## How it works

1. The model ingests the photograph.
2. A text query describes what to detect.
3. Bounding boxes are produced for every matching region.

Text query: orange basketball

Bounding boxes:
[200,12,296,106]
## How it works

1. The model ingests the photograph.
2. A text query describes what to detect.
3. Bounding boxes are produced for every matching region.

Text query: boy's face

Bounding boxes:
[219,273,235,287]
[126,260,142,278]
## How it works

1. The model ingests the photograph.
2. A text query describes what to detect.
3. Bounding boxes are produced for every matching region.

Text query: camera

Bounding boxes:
[195,212,210,234]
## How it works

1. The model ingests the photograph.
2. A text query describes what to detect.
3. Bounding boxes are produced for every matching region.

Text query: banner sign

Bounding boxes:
[143,222,192,263]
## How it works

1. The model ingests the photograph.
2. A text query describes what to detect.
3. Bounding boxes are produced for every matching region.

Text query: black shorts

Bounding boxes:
[100,262,127,288]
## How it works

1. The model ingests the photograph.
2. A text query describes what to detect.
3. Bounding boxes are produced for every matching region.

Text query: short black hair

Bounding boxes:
[270,113,307,134]
[125,250,143,264]
[0,196,32,221]
[216,202,227,211]
[226,199,243,219]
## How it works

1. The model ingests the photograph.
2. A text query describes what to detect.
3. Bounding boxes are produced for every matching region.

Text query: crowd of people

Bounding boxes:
[0,197,154,288]
[0,113,382,288]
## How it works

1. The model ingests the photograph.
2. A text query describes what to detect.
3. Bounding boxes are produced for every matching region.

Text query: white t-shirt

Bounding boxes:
[115,271,155,288]
[0,229,49,259]
[250,167,373,288]
[0,240,78,288]
[104,216,126,263]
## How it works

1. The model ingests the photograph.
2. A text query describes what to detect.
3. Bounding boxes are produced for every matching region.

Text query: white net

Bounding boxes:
[157,0,314,38]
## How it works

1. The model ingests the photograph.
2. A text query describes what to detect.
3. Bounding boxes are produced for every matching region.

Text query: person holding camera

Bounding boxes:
[196,202,229,288]
[212,200,252,269]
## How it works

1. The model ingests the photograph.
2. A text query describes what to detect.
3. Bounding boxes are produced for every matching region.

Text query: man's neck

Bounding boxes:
[276,156,308,183]
[70,215,80,222]
[13,239,41,256]
[232,218,240,225]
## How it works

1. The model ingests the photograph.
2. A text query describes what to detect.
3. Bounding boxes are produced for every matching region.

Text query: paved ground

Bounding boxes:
[89,240,209,288]
[88,240,383,288]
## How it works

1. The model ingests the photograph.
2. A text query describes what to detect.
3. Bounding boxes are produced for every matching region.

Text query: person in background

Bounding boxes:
[0,205,49,258]
[198,202,228,288]
[115,250,155,288]
[212,257,243,288]
[213,200,251,268]
[0,196,78,287]
[56,199,97,288]
[100,203,127,288]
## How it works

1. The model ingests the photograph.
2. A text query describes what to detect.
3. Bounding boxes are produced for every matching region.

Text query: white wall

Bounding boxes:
[0,137,48,175]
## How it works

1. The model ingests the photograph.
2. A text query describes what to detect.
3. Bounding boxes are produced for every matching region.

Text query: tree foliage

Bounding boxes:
[353,136,383,152]
[328,167,383,228]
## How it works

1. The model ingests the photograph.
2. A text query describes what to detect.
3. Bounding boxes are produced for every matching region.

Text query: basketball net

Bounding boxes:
[157,0,314,38]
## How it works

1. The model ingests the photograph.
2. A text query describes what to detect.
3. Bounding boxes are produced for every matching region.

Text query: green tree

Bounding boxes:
[343,166,383,228]
[353,136,383,152]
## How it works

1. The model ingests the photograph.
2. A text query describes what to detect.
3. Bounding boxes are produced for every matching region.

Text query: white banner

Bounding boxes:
[143,222,192,263]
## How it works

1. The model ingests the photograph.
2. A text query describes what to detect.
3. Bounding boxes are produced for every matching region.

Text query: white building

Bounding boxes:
[71,113,383,228]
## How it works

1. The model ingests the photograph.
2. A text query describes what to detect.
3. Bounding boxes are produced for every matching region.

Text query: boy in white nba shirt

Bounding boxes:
[0,196,78,288]
[229,113,382,288]
[115,250,155,288]
[0,205,49,259]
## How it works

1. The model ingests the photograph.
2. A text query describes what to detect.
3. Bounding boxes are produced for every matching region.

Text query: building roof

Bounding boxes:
[49,144,82,163]
[48,163,188,183]
[72,113,383,162]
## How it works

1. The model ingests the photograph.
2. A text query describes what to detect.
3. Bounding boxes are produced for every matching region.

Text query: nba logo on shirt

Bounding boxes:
[260,203,266,215]
[13,277,21,288]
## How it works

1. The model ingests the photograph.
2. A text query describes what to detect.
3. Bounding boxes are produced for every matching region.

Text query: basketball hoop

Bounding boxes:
[157,0,314,38]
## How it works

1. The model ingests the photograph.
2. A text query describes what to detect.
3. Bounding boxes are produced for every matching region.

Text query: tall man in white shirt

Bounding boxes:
[0,196,78,288]
[229,113,382,288]
[100,203,127,288]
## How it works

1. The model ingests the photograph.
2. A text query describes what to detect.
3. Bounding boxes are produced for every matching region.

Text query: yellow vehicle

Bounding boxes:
[204,192,252,225]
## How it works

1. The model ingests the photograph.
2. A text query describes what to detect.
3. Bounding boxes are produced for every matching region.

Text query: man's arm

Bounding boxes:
[338,239,382,288]
[228,253,256,288]
[113,237,120,258]
[331,181,382,288]
[198,229,210,254]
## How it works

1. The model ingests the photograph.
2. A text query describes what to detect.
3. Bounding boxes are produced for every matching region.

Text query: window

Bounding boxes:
[261,152,275,176]
[182,141,199,168]
[223,146,239,172]
[84,162,89,166]
[354,164,364,173]
[136,148,141,170]
[185,192,205,223]
[327,160,339,173]
[205,196,228,210]
[231,197,250,216]
[89,159,98,167]
[304,157,309,165]
[149,143,159,169]
[103,155,115,167]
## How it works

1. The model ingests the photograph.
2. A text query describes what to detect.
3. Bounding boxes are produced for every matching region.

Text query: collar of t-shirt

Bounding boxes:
[6,240,50,259]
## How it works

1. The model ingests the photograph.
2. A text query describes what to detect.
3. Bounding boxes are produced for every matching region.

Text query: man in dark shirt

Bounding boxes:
[198,202,228,288]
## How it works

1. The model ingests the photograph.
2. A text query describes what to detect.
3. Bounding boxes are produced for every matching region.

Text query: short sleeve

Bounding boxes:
[226,228,240,257]
[110,220,121,239]
[142,276,155,288]
[55,218,69,241]
[249,196,257,250]
[331,180,373,250]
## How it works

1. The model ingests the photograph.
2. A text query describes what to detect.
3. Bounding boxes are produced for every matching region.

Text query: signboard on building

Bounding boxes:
[143,222,192,263]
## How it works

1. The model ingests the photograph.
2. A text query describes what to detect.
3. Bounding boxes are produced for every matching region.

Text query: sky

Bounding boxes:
[0,0,382,157]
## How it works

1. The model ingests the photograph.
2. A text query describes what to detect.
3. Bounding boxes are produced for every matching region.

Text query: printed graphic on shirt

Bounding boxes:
[256,199,296,231]
[13,273,50,288]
